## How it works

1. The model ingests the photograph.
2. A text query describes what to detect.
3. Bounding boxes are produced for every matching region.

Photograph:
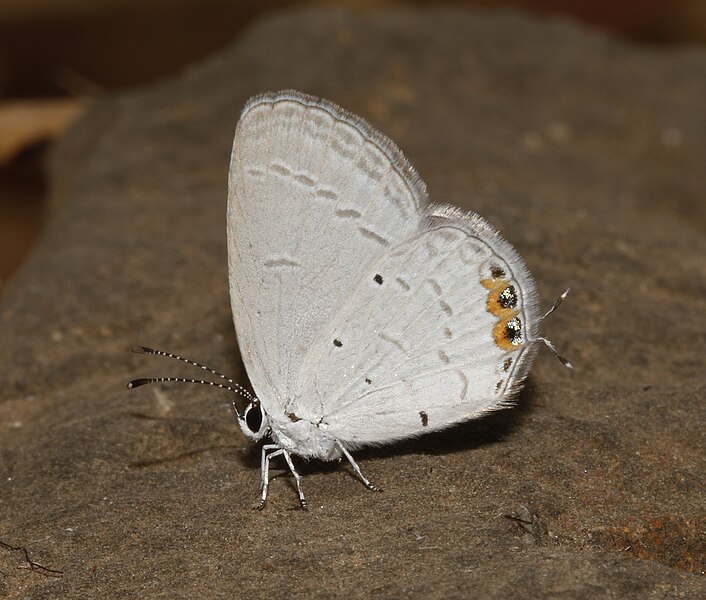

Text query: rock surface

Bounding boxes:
[1,7,704,599]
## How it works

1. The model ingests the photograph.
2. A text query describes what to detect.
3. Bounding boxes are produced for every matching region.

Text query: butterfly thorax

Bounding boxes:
[267,410,342,461]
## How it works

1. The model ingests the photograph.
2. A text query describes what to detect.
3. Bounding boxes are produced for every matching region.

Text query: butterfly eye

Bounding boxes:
[244,401,263,434]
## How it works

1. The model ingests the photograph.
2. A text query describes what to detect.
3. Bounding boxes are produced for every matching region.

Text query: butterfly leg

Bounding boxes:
[257,444,283,510]
[336,442,381,492]
[281,450,308,510]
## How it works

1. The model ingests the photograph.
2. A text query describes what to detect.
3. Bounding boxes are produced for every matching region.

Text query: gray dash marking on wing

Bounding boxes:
[293,173,316,187]
[383,183,409,220]
[379,332,406,353]
[316,188,339,201]
[458,371,468,401]
[356,155,383,182]
[425,239,439,257]
[263,257,301,269]
[395,277,411,291]
[426,279,442,296]
[335,208,362,219]
[460,242,483,264]
[359,227,390,246]
[439,300,453,317]
[437,230,459,242]
[270,162,292,177]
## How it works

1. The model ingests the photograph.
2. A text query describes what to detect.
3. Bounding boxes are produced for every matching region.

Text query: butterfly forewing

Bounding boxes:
[228,92,427,417]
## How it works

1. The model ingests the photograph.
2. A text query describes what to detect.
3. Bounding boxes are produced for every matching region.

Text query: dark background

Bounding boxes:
[0,0,704,293]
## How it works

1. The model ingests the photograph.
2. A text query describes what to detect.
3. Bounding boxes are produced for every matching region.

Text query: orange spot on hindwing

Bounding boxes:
[482,275,523,350]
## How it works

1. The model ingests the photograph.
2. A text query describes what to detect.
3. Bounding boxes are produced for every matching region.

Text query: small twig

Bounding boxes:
[0,540,63,577]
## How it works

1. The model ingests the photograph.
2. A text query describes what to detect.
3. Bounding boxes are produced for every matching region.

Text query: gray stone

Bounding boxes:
[1,7,704,598]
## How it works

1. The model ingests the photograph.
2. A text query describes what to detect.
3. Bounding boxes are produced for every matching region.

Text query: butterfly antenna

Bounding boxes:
[537,289,573,369]
[128,376,242,394]
[130,345,253,401]
[127,346,254,418]
[127,376,247,419]
[537,337,573,369]
[541,288,569,321]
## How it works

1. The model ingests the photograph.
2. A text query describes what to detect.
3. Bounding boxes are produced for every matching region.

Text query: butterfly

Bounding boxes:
[129,90,570,509]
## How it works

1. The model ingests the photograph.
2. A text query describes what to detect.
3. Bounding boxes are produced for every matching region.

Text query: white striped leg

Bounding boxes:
[257,444,308,510]
[257,444,283,510]
[281,450,308,510]
[336,442,381,492]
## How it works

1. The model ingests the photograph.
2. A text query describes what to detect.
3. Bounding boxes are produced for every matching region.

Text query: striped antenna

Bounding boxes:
[537,337,573,369]
[127,346,254,418]
[538,289,573,369]
[541,288,570,321]
[130,346,253,401]
[127,376,242,394]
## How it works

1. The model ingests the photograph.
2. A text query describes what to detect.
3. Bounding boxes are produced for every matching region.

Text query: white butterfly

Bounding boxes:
[130,90,570,509]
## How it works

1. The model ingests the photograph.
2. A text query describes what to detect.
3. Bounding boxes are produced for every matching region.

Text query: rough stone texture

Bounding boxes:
[1,7,704,599]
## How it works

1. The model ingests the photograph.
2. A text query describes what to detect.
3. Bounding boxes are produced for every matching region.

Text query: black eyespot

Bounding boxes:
[244,402,263,433]
[505,317,523,345]
[333,339,343,347]
[365,377,372,384]
[499,285,518,309]
[374,274,383,285]
[491,265,505,279]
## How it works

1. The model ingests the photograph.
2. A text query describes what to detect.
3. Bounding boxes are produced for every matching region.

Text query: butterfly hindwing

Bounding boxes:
[295,206,540,447]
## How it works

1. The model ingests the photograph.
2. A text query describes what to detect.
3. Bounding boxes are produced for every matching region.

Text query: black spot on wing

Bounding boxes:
[491,265,506,279]
[499,285,518,309]
[505,317,523,345]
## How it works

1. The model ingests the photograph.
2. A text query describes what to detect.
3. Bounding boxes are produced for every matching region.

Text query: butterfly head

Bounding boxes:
[238,398,270,440]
